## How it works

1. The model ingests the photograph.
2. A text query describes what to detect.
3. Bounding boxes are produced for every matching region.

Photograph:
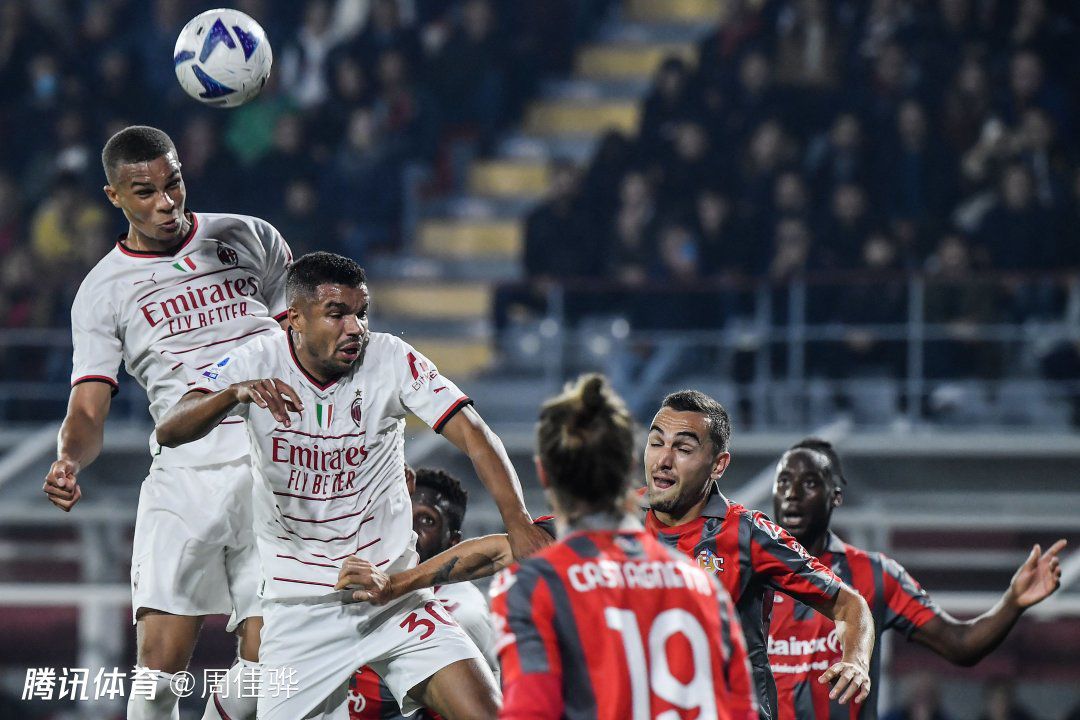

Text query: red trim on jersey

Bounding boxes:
[186,387,214,395]
[163,327,269,356]
[375,559,389,567]
[220,419,243,425]
[279,509,371,525]
[72,375,119,392]
[287,330,339,391]
[213,693,235,720]
[116,212,199,257]
[271,576,336,588]
[274,524,374,543]
[433,397,472,433]
[273,310,288,322]
[275,554,338,569]
[272,427,366,440]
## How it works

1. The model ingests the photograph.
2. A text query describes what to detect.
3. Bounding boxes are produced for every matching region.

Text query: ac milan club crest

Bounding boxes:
[351,392,363,427]
[216,242,239,266]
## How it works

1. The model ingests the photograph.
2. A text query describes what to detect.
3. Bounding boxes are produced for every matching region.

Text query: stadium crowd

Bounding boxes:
[2,0,1080,394]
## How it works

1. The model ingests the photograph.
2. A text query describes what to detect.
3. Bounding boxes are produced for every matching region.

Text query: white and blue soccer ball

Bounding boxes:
[173,9,272,108]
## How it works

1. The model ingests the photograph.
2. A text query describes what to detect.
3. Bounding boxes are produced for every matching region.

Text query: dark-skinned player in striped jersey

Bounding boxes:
[768,438,1067,720]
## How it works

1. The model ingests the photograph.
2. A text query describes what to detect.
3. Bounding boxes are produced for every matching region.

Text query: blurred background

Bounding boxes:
[0,0,1078,717]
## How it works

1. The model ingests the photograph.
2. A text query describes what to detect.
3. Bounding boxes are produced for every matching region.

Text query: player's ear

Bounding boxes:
[448,530,463,547]
[287,306,303,332]
[831,484,844,509]
[103,184,121,208]
[710,451,731,481]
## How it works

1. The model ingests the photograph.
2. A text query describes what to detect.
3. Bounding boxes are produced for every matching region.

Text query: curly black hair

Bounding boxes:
[414,467,468,534]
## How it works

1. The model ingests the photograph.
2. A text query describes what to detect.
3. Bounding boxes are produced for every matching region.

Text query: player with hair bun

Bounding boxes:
[491,373,757,720]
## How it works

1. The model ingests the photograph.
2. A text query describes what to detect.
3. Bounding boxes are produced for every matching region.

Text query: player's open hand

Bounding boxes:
[1010,539,1067,608]
[506,520,554,561]
[336,556,396,604]
[232,378,303,426]
[819,661,870,706]
[43,459,82,512]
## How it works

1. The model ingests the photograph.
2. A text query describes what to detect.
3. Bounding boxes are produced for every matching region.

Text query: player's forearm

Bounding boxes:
[913,596,1024,666]
[156,389,240,447]
[57,410,106,470]
[830,585,874,670]
[464,426,532,527]
[393,534,513,595]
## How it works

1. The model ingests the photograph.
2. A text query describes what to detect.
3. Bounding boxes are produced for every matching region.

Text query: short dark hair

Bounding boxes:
[537,373,635,509]
[102,126,176,184]
[286,252,366,304]
[789,437,846,485]
[661,390,731,453]
[414,467,468,534]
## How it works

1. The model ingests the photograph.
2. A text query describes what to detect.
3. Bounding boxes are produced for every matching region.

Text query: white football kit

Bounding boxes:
[191,330,484,718]
[69,211,291,624]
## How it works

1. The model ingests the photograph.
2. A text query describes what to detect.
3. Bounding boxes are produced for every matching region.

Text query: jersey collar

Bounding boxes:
[825,531,848,555]
[116,211,199,258]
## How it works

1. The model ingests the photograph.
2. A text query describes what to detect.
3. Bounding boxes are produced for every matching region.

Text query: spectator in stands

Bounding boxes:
[177,116,243,212]
[977,163,1054,271]
[877,99,954,235]
[373,48,437,160]
[429,0,507,151]
[823,182,874,269]
[639,57,695,165]
[774,0,846,131]
[769,216,812,281]
[659,121,717,207]
[1011,107,1070,208]
[923,232,1001,381]
[271,179,325,257]
[882,673,954,720]
[248,113,318,211]
[740,118,797,245]
[279,0,343,109]
[0,173,21,257]
[854,41,916,137]
[323,107,399,260]
[313,53,375,149]
[605,170,657,287]
[941,56,993,159]
[29,172,107,265]
[694,187,747,277]
[773,170,809,220]
[493,160,599,334]
[977,680,1038,720]
[580,130,633,223]
[723,50,782,146]
[349,0,422,78]
[805,112,869,199]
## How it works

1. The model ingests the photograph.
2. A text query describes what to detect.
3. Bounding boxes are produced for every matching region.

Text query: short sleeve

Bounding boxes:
[878,554,942,637]
[396,343,472,433]
[70,281,122,395]
[256,220,292,321]
[748,512,841,606]
[187,344,259,418]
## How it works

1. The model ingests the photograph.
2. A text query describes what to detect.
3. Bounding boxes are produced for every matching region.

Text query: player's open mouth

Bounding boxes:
[652,475,675,490]
[337,344,361,360]
[159,219,180,232]
[780,510,806,527]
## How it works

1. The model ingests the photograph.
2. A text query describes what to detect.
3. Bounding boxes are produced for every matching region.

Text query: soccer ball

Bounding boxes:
[173,9,272,108]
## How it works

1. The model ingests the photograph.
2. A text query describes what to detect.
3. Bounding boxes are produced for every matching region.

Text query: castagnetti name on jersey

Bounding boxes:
[566,559,714,596]
[140,276,261,333]
[271,435,369,497]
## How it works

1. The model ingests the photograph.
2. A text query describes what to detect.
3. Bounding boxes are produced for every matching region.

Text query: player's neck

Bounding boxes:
[125,215,191,253]
[801,530,828,557]
[560,509,639,537]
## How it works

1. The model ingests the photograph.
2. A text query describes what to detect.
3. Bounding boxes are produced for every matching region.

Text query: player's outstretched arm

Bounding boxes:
[911,539,1067,666]
[43,383,113,512]
[335,534,515,603]
[156,379,303,447]
[440,406,552,560]
[811,584,874,705]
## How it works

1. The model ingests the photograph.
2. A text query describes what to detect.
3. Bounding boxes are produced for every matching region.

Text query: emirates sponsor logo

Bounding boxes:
[140,276,260,329]
[768,628,841,656]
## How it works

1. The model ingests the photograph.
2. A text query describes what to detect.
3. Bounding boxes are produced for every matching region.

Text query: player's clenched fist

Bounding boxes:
[336,556,397,604]
[43,459,82,512]
[819,661,871,706]
[231,378,303,426]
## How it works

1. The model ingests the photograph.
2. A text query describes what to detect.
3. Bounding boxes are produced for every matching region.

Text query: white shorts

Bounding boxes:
[257,589,485,719]
[130,457,261,630]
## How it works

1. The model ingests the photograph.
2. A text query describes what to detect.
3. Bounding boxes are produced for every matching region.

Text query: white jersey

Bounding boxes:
[70,212,291,468]
[435,582,498,672]
[191,330,473,600]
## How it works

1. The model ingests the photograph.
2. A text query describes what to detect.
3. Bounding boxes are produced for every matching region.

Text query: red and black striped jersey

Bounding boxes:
[644,485,842,720]
[769,532,941,720]
[491,527,757,720]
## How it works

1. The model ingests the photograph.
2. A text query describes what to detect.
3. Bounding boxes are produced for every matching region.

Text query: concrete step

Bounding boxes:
[576,42,696,80]
[468,160,551,198]
[625,0,722,24]
[421,195,537,221]
[497,133,599,163]
[597,21,715,44]
[540,77,650,102]
[418,218,522,260]
[524,99,640,136]
[405,337,493,378]
[370,281,492,321]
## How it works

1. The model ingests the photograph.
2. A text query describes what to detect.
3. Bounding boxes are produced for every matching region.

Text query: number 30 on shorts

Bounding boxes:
[400,600,455,640]
[605,607,718,720]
